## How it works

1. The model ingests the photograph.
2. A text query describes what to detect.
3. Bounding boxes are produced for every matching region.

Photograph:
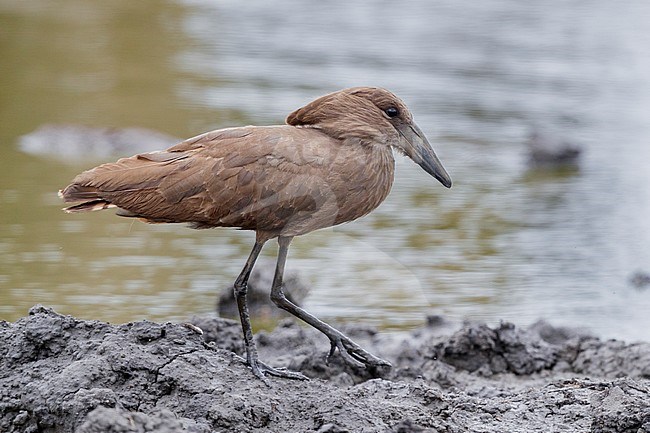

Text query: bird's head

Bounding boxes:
[286,87,452,188]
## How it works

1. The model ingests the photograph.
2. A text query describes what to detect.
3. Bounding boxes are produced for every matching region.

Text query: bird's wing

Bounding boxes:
[60,125,344,232]
[195,126,344,232]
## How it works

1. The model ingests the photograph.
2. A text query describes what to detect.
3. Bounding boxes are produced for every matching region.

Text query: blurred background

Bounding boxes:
[1,0,649,341]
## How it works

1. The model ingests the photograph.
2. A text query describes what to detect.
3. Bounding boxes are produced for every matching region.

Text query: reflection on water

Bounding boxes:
[1,0,650,341]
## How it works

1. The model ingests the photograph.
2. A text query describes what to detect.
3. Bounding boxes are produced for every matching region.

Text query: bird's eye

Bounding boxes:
[384,107,399,118]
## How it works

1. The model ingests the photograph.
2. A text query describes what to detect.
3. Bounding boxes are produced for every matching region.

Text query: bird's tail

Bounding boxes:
[59,148,201,223]
[58,186,116,213]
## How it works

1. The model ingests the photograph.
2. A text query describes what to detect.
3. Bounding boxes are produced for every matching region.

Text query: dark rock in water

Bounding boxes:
[630,271,650,290]
[217,260,309,320]
[18,124,180,160]
[527,129,582,168]
[2,305,650,433]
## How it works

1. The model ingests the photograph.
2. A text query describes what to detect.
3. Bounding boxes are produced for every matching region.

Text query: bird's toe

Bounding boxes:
[249,359,309,384]
[326,335,392,370]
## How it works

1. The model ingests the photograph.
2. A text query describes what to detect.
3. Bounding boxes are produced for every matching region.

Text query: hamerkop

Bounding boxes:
[59,87,452,382]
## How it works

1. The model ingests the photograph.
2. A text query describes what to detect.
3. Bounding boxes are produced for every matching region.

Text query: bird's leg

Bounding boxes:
[234,238,308,384]
[270,236,391,371]
[234,241,264,368]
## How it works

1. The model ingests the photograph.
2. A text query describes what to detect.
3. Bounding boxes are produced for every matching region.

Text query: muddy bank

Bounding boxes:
[1,306,649,432]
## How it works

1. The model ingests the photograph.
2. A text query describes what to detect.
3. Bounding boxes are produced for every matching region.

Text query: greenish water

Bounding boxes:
[2,0,650,341]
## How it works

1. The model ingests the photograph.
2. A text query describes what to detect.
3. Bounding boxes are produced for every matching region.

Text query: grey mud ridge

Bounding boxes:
[1,306,649,433]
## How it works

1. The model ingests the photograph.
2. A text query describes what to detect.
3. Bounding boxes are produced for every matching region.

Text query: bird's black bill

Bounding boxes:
[398,123,452,188]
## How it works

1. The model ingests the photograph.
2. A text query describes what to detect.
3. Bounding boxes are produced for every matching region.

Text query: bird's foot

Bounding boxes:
[248,358,309,386]
[326,334,392,371]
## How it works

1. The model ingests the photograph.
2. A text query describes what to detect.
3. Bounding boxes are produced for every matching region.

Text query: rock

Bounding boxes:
[431,321,558,376]
[590,379,650,433]
[571,338,650,378]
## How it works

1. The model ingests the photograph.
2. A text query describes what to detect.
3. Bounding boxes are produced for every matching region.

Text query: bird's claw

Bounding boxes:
[326,335,392,370]
[248,358,309,386]
[326,340,338,364]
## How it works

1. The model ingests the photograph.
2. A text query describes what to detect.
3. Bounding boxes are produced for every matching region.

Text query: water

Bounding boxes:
[1,0,649,341]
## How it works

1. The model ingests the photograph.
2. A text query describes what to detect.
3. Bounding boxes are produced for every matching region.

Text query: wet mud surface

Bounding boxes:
[1,306,649,432]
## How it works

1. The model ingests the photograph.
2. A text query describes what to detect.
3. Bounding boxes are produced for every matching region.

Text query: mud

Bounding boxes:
[1,306,649,432]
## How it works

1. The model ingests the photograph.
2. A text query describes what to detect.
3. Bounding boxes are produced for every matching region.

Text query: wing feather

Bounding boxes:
[59,124,394,235]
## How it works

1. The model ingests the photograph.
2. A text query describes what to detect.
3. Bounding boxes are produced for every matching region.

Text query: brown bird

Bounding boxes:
[59,87,452,383]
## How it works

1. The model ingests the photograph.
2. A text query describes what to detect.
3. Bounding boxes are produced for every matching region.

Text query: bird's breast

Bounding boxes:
[332,143,395,226]
[269,138,396,237]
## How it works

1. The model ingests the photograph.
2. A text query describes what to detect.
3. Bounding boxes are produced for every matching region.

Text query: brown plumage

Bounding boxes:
[60,87,452,383]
